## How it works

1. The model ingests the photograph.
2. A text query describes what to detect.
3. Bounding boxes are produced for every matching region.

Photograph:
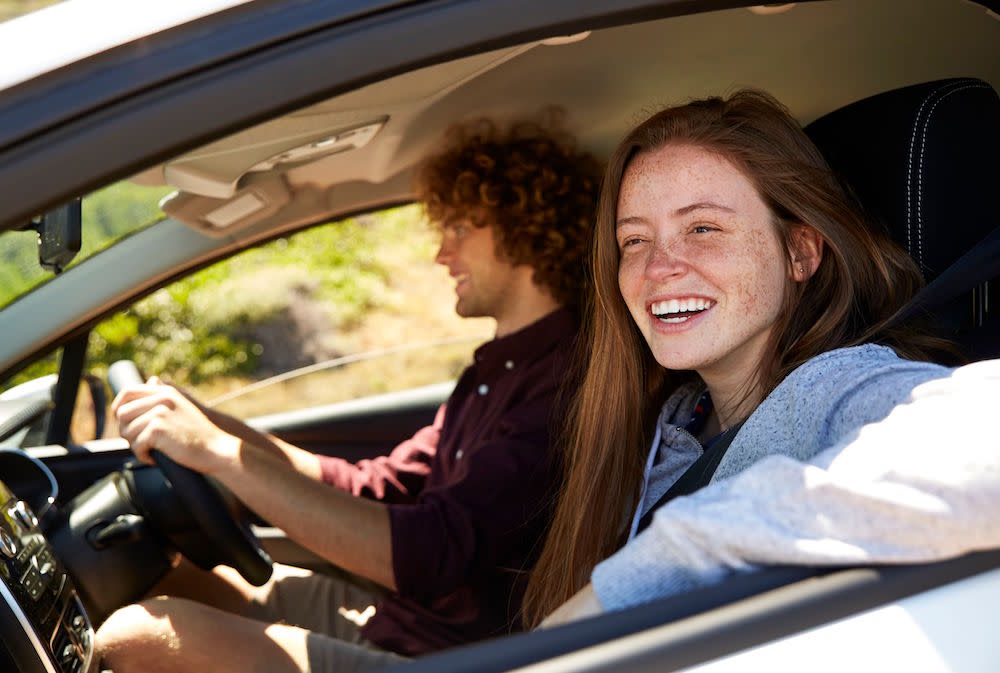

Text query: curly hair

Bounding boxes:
[415,113,603,306]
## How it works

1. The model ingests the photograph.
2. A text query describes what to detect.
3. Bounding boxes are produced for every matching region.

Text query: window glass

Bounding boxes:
[0,181,172,310]
[88,205,493,420]
[0,0,63,24]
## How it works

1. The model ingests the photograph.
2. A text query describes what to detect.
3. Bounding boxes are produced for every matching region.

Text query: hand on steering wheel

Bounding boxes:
[108,360,272,586]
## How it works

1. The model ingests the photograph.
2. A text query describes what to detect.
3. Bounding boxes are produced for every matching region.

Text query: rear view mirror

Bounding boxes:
[29,198,82,273]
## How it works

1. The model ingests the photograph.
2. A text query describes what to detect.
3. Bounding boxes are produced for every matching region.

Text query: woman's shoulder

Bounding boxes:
[781,344,948,394]
[777,343,952,425]
[793,342,927,372]
[714,344,952,480]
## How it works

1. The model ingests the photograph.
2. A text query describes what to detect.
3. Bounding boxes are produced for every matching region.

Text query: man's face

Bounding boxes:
[435,216,519,320]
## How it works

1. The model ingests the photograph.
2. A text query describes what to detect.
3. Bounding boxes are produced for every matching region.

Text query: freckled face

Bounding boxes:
[616,143,791,385]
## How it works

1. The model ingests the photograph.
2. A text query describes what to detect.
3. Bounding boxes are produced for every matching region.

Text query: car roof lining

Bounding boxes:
[143,0,1000,238]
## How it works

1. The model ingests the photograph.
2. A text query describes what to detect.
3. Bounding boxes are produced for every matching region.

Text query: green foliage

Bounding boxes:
[86,206,426,385]
[2,195,432,390]
[0,0,61,22]
[89,289,256,385]
[0,182,171,309]
[3,350,60,391]
[79,182,172,260]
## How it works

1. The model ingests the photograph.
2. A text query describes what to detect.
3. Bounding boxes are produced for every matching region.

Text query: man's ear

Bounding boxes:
[788,224,824,282]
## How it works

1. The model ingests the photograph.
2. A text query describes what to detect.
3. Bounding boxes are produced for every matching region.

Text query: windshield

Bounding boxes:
[1,181,172,310]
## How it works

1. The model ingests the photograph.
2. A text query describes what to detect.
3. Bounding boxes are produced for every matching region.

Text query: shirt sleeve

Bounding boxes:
[592,358,1000,612]
[387,402,556,603]
[316,405,444,504]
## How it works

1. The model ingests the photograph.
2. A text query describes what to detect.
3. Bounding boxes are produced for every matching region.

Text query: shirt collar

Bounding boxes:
[472,306,577,379]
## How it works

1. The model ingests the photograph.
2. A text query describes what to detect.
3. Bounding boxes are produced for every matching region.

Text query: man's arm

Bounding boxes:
[223,437,398,590]
[191,381,438,504]
[113,381,399,590]
[149,376,325,482]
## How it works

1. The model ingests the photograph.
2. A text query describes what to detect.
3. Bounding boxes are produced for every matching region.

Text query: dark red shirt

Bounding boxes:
[317,308,578,655]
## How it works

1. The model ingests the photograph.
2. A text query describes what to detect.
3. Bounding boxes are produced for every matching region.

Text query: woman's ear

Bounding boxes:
[788,224,824,282]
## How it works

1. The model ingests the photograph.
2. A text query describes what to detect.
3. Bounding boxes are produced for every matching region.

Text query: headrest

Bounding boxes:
[805,78,1000,282]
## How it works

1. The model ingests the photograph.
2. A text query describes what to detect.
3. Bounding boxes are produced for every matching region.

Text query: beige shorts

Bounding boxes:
[244,563,409,673]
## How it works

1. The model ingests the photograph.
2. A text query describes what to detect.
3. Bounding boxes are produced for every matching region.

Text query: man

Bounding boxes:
[96,118,601,673]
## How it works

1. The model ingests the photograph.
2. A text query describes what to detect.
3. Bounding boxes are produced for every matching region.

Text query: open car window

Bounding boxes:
[84,204,492,424]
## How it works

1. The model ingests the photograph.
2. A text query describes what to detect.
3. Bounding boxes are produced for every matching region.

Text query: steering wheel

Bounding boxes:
[108,360,273,586]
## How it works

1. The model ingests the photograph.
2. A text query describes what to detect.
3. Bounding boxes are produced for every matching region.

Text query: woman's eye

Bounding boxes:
[620,237,643,249]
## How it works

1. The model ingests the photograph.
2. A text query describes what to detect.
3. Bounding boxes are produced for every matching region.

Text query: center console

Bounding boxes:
[0,479,94,673]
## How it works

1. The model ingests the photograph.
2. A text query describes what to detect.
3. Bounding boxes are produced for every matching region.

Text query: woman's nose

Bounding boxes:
[644,240,687,280]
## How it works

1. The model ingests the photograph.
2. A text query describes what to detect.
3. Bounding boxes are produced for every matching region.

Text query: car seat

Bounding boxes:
[805,77,1000,361]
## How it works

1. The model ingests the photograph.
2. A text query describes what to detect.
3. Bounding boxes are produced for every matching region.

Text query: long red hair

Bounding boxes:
[522,89,949,626]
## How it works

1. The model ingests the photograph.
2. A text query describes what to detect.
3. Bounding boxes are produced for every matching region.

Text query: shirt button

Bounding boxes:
[456,449,464,460]
[477,384,489,395]
[504,360,514,370]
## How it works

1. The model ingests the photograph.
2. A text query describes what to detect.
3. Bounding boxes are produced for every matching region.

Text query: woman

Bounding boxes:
[523,90,997,626]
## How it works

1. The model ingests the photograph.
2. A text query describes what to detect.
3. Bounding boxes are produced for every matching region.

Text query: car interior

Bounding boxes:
[0,1,998,672]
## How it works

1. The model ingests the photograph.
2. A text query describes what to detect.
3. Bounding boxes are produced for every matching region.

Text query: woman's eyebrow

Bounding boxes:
[674,201,735,216]
[615,215,645,229]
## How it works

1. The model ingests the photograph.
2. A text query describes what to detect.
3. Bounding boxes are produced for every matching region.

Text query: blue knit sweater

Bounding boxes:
[593,345,1000,611]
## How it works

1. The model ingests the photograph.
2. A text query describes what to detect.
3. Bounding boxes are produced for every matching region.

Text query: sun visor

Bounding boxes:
[161,175,291,237]
[163,117,387,199]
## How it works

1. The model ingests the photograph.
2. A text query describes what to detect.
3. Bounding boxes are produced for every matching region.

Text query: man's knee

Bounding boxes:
[95,596,310,673]
[95,598,181,671]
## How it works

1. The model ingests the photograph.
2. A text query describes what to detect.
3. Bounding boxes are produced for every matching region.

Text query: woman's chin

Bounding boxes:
[650,351,708,373]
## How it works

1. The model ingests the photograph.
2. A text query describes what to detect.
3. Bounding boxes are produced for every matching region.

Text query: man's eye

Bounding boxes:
[692,224,714,234]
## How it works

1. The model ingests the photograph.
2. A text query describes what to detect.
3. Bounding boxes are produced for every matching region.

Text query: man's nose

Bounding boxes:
[435,238,453,266]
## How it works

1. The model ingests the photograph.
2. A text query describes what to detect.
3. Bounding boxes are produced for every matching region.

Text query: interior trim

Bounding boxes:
[384,550,1000,673]
[0,0,777,232]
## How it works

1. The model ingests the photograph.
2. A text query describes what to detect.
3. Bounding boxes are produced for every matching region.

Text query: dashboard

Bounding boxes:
[0,478,94,673]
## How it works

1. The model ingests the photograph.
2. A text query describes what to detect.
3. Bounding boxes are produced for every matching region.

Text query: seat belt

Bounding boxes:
[635,421,745,534]
[890,225,1000,328]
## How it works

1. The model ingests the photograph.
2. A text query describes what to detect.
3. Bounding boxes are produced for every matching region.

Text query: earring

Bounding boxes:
[798,264,805,274]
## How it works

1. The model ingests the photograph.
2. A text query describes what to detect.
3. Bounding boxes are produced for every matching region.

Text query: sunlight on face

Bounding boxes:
[434,217,517,322]
[616,143,791,387]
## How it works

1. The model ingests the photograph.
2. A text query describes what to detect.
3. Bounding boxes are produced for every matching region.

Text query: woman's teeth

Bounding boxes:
[650,298,714,323]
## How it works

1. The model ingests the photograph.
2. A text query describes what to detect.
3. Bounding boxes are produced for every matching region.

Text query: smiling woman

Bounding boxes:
[523,88,976,627]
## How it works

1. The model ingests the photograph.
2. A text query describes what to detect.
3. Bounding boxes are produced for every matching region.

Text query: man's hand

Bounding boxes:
[112,379,239,476]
